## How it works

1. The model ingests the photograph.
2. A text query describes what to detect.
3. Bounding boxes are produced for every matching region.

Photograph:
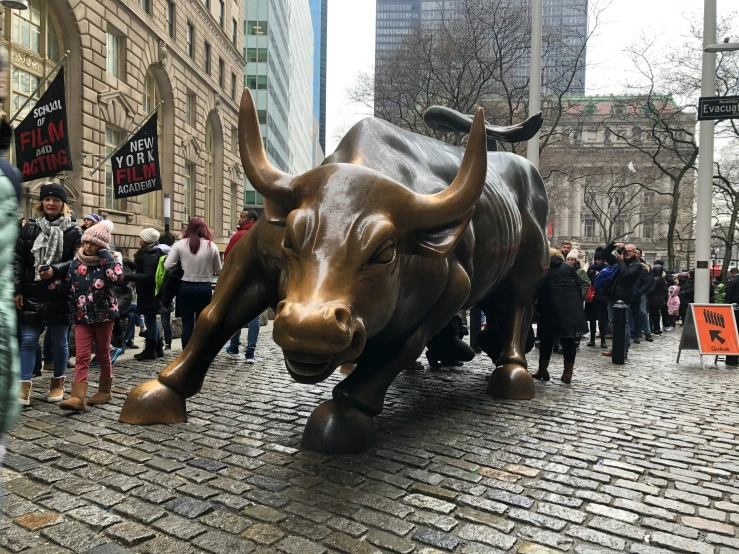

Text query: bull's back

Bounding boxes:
[326,118,547,295]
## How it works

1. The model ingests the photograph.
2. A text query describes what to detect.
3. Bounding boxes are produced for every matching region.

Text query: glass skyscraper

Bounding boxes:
[309,0,327,153]
[374,0,420,71]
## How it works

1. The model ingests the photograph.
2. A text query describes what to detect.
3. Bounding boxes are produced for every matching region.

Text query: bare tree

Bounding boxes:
[712,147,739,279]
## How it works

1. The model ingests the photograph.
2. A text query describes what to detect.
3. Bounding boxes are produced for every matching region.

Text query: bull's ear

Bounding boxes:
[415,208,474,259]
[263,199,289,226]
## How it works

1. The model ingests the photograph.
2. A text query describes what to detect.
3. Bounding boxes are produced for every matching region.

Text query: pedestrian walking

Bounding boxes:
[59,221,123,411]
[586,250,608,348]
[533,249,588,384]
[601,242,643,359]
[15,183,82,404]
[224,209,261,363]
[666,285,680,330]
[165,217,221,350]
[124,229,167,361]
[647,263,667,335]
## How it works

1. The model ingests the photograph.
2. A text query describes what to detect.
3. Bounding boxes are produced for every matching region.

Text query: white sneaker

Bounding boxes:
[245,356,256,364]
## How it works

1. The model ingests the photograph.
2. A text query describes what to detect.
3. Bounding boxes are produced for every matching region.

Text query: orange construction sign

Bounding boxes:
[692,304,739,356]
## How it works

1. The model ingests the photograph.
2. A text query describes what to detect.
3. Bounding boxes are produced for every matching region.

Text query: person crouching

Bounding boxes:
[60,220,123,411]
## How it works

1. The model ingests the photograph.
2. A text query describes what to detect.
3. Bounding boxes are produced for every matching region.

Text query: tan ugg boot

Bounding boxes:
[532,359,550,381]
[48,376,65,402]
[88,376,113,405]
[43,363,53,373]
[59,381,88,412]
[19,381,32,406]
[561,362,574,384]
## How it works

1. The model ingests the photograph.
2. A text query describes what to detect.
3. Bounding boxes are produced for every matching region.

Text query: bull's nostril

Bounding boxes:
[275,301,288,317]
[333,306,352,330]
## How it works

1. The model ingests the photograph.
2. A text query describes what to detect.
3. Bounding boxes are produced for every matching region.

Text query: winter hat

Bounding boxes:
[39,183,68,204]
[83,220,114,248]
[566,250,579,260]
[84,213,102,223]
[140,228,160,244]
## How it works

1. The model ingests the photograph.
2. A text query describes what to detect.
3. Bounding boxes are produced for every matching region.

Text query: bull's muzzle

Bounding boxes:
[273,301,366,383]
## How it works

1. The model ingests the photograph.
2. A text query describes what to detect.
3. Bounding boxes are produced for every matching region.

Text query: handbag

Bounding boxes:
[585,284,596,303]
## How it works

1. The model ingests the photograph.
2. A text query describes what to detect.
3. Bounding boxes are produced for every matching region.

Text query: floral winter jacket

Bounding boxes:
[65,248,124,325]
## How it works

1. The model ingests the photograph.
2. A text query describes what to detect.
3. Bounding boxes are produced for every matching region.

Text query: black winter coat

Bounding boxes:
[14,218,82,326]
[587,261,609,303]
[726,275,739,305]
[631,264,653,305]
[537,257,589,338]
[125,244,165,316]
[603,243,643,304]
[647,266,667,308]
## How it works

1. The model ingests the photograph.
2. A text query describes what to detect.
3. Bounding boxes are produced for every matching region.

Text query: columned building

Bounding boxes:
[3,0,245,252]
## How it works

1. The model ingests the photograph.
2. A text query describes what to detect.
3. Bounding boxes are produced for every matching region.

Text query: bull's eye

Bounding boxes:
[369,240,396,266]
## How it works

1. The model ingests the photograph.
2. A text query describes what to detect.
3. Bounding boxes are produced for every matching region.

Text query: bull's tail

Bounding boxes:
[424,106,543,150]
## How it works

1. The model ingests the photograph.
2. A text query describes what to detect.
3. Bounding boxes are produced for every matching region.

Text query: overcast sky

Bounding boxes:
[325,0,734,154]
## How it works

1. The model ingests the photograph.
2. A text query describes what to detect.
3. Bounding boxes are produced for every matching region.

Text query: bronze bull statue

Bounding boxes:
[120,90,550,454]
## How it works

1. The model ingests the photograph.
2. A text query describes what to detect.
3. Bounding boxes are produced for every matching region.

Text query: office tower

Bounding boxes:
[310,0,327,153]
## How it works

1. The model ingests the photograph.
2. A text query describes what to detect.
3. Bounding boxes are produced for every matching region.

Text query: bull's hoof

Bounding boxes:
[119,379,187,425]
[487,364,535,400]
[301,399,376,454]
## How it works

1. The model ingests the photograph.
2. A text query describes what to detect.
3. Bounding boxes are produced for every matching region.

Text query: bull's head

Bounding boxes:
[239,90,488,383]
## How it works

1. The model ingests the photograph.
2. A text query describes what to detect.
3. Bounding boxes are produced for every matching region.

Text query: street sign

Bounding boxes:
[677,304,739,368]
[698,96,739,121]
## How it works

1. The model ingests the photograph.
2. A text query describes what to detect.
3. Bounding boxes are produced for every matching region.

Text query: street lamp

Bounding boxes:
[1,0,28,9]
[705,42,739,53]
[526,0,542,169]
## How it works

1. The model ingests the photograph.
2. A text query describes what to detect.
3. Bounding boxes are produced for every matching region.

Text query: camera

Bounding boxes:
[617,248,625,255]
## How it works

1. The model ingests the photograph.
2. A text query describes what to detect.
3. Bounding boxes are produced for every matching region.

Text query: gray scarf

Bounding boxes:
[31,215,72,281]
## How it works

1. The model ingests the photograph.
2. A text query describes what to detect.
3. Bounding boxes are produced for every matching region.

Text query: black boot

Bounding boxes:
[126,340,139,350]
[134,339,158,362]
[156,339,165,358]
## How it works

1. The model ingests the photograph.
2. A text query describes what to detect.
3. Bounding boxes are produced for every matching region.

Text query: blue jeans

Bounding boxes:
[178,282,213,350]
[229,317,260,357]
[144,313,160,342]
[160,310,173,344]
[20,324,69,380]
[125,302,144,342]
[630,294,649,336]
[607,301,631,353]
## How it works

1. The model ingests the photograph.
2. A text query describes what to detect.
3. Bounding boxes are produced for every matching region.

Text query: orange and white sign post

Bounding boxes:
[677,304,739,368]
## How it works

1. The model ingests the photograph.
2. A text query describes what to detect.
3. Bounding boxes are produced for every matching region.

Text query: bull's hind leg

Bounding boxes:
[486,303,536,399]
[120,225,269,425]
[301,261,471,454]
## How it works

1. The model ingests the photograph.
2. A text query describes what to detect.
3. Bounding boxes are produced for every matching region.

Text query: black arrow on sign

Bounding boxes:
[710,330,726,344]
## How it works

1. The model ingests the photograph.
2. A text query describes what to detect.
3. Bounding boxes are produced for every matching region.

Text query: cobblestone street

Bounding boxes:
[2,328,739,554]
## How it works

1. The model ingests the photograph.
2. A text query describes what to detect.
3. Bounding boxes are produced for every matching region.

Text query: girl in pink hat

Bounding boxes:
[59,220,124,411]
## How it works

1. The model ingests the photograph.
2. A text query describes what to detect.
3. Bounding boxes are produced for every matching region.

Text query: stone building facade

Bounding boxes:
[4,0,245,251]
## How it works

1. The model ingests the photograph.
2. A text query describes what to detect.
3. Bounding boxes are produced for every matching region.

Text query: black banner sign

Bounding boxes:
[698,96,739,121]
[113,112,162,199]
[15,66,73,182]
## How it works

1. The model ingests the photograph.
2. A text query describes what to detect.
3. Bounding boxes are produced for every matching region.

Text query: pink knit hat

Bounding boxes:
[82,220,114,248]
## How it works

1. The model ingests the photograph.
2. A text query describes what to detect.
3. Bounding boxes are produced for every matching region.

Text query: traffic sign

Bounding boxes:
[698,96,739,121]
[677,304,739,368]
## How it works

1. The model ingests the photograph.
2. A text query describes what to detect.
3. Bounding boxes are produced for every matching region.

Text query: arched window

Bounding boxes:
[2,0,63,121]
[141,71,163,222]
[205,120,215,226]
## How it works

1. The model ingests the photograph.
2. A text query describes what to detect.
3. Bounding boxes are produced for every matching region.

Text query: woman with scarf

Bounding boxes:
[124,228,166,361]
[14,183,82,404]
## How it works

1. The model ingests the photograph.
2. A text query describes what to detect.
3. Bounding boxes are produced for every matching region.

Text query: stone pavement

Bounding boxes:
[2,328,739,554]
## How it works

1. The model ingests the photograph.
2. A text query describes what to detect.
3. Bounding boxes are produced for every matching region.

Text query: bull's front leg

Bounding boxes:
[120,227,269,425]
[301,262,470,454]
[487,303,535,400]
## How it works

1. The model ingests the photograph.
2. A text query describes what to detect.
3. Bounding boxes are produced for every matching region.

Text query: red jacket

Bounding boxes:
[224,221,255,260]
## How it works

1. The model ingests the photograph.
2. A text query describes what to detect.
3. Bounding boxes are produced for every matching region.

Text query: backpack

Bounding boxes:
[155,255,183,309]
[594,264,618,294]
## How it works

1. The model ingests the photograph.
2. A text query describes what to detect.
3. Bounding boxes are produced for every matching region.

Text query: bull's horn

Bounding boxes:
[239,88,295,209]
[410,107,488,228]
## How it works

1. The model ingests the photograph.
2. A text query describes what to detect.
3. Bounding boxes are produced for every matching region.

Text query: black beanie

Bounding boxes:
[39,183,68,204]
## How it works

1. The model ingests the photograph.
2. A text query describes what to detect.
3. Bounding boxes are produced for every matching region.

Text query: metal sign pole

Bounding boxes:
[8,51,70,125]
[90,102,163,176]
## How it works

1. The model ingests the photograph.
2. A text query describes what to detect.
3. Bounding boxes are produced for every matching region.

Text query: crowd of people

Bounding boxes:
[10,184,259,410]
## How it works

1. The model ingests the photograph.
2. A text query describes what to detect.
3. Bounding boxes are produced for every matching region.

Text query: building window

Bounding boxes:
[231,126,238,155]
[205,121,215,227]
[246,48,267,63]
[11,68,39,120]
[204,41,211,74]
[257,109,267,125]
[184,162,194,222]
[247,21,268,35]
[219,0,225,27]
[246,75,267,90]
[232,18,237,45]
[139,0,150,13]
[142,72,162,221]
[186,91,195,127]
[231,72,236,100]
[106,30,122,79]
[218,58,224,88]
[46,14,60,61]
[231,183,238,229]
[204,0,210,9]
[105,127,122,211]
[12,0,41,54]
[583,218,595,238]
[186,22,194,57]
[643,219,655,239]
[166,1,176,38]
